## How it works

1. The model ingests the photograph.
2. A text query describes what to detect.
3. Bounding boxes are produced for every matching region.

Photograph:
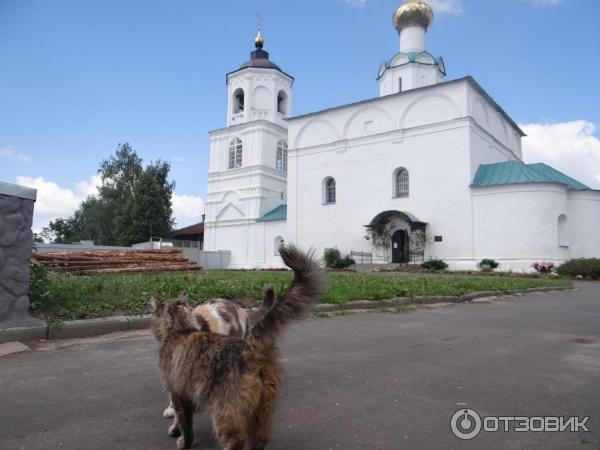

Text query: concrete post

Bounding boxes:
[0,181,41,327]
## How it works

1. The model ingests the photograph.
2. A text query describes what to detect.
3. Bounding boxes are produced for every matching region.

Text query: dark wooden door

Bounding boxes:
[391,229,408,263]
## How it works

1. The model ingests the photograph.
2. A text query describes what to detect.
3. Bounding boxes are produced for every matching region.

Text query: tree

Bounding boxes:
[46,143,175,246]
[120,160,175,245]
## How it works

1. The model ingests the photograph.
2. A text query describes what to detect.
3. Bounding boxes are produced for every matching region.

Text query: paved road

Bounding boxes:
[1,283,599,450]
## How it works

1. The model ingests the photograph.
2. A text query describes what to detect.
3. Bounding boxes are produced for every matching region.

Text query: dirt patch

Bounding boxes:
[570,337,597,345]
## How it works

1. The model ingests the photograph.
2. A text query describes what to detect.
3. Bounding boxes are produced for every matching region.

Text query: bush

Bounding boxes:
[557,258,600,278]
[323,248,355,269]
[28,261,51,311]
[532,261,555,274]
[478,259,500,272]
[324,248,342,268]
[421,259,448,271]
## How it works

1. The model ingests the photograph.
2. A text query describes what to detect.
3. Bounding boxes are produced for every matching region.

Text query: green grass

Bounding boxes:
[32,270,572,322]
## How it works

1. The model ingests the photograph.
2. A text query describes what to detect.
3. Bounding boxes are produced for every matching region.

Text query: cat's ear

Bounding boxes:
[149,297,159,313]
[262,285,277,310]
[177,292,188,305]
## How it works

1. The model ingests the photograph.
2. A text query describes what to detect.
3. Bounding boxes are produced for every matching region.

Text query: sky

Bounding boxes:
[1,0,599,233]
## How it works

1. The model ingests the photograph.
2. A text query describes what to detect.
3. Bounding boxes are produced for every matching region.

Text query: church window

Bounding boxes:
[277,90,288,116]
[232,88,244,113]
[228,137,243,169]
[558,214,569,247]
[324,177,336,204]
[394,168,409,197]
[398,77,403,93]
[276,139,288,172]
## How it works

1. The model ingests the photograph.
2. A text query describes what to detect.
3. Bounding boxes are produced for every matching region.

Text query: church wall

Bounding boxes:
[567,190,600,258]
[287,123,474,264]
[204,221,254,268]
[468,127,520,179]
[471,183,570,271]
[466,83,522,159]
[254,221,287,269]
[287,79,480,263]
[204,220,286,269]
[291,79,468,149]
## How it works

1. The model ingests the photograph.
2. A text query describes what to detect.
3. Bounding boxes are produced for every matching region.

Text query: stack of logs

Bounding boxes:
[33,249,202,274]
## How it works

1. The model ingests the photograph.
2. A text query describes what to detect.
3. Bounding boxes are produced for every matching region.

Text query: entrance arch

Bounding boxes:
[366,210,427,264]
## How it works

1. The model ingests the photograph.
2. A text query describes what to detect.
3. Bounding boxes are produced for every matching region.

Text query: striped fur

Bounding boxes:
[161,296,251,419]
[151,245,324,449]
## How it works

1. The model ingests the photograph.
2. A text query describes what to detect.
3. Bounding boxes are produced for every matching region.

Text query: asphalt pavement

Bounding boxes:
[1,282,599,450]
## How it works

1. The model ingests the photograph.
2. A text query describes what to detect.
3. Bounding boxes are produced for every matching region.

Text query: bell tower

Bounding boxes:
[378,0,446,96]
[226,29,293,128]
[204,30,293,261]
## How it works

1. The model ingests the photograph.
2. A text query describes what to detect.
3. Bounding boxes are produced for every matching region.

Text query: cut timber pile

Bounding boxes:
[34,249,202,274]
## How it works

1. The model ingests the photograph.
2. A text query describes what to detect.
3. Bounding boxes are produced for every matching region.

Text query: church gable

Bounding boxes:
[342,106,395,140]
[294,119,339,148]
[400,93,461,129]
[216,202,246,221]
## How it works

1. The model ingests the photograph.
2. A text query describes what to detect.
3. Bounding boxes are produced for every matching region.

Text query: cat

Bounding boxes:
[150,245,324,450]
[161,295,252,419]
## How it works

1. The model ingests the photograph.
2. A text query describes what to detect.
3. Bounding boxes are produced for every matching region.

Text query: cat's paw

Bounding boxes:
[176,436,192,449]
[168,423,181,437]
[163,406,175,418]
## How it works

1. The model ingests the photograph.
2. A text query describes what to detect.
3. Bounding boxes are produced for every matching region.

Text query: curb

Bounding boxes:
[0,286,573,344]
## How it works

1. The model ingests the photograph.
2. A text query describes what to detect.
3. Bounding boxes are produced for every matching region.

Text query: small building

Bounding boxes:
[172,222,204,249]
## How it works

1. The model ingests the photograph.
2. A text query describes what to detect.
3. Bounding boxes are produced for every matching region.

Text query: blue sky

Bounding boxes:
[1,0,599,231]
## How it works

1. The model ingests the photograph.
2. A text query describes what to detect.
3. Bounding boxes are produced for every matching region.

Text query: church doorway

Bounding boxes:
[391,229,408,263]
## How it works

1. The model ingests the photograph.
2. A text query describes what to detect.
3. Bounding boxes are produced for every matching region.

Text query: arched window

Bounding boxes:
[232,88,244,114]
[276,139,288,172]
[394,168,409,198]
[558,214,569,247]
[274,236,285,256]
[228,137,243,169]
[323,177,336,204]
[277,90,288,116]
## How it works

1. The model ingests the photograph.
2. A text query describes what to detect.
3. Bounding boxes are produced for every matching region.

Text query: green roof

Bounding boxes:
[257,204,287,222]
[472,161,591,190]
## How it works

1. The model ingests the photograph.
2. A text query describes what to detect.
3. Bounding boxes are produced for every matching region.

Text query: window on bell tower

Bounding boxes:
[276,139,288,172]
[228,137,243,169]
[232,88,245,113]
[277,90,288,116]
[398,77,403,93]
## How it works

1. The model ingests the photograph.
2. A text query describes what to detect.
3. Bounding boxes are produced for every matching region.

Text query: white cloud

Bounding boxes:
[340,0,367,7]
[14,174,205,234]
[15,176,87,233]
[172,193,205,229]
[1,145,31,163]
[428,0,464,15]
[0,145,14,157]
[172,156,185,163]
[521,120,600,189]
[74,174,103,198]
[519,0,563,6]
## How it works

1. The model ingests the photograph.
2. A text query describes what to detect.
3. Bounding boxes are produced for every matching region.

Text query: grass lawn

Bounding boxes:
[32,270,572,322]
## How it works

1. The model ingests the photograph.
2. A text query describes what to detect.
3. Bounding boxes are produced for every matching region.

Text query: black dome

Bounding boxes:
[240,49,282,71]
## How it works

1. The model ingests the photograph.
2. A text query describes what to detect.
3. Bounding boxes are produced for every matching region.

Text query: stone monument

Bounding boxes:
[0,181,40,328]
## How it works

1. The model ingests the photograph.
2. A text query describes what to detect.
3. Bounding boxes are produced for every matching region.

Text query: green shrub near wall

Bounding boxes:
[557,258,600,278]
[323,248,355,269]
[421,259,448,271]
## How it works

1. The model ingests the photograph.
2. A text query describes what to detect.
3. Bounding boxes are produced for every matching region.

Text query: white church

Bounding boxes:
[203,0,600,271]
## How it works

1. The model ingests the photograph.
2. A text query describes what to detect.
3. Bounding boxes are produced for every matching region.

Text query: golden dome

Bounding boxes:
[393,0,433,32]
[254,28,264,49]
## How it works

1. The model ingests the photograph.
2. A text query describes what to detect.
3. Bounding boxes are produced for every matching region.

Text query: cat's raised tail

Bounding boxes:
[251,245,325,341]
